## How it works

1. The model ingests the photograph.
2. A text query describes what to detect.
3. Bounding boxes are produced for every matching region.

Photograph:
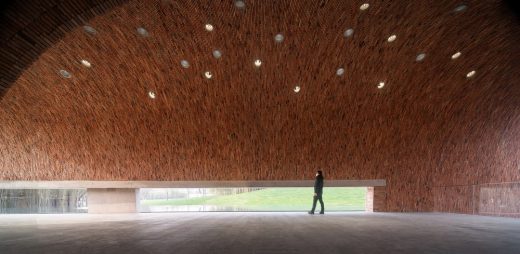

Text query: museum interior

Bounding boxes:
[0,0,519,253]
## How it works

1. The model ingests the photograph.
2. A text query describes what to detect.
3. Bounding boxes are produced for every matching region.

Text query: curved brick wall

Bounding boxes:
[1,0,519,213]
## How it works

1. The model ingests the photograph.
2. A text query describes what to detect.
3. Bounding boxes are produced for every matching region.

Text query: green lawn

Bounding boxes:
[141,187,366,211]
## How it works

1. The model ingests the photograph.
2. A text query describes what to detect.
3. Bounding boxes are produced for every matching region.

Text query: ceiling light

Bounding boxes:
[360,3,369,10]
[466,70,476,78]
[205,71,213,79]
[137,27,149,37]
[254,59,262,67]
[294,86,301,93]
[213,50,222,59]
[205,24,214,31]
[451,52,461,59]
[377,82,385,89]
[180,60,190,68]
[148,91,156,99]
[83,25,97,35]
[80,59,91,67]
[416,53,426,62]
[235,0,245,8]
[59,70,71,79]
[387,35,397,42]
[336,68,345,76]
[454,4,468,12]
[274,33,284,43]
[344,28,354,38]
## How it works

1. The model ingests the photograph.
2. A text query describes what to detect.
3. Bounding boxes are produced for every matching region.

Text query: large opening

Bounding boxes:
[139,187,367,212]
[0,180,384,213]
[0,189,88,214]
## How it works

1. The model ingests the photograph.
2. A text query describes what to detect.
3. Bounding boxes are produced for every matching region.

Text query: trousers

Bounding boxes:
[310,194,324,213]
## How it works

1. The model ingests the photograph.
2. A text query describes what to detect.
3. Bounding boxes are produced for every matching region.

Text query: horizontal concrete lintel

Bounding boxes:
[0,180,386,189]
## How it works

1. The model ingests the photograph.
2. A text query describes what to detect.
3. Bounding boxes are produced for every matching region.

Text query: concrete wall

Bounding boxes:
[87,188,138,213]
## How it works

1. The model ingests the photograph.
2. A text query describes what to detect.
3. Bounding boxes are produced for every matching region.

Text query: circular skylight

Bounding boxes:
[377,82,385,89]
[148,91,156,99]
[294,86,301,93]
[451,52,461,59]
[387,35,397,42]
[254,59,262,67]
[344,28,354,38]
[466,70,476,78]
[137,27,149,37]
[59,70,71,79]
[416,53,426,62]
[180,60,190,68]
[235,0,245,8]
[83,25,97,35]
[205,24,214,31]
[336,68,345,76]
[454,4,468,12]
[274,33,284,43]
[205,71,213,79]
[80,59,91,67]
[213,50,222,59]
[360,3,370,10]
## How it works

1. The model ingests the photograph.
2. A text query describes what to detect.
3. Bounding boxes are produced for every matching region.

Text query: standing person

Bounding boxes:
[308,170,324,214]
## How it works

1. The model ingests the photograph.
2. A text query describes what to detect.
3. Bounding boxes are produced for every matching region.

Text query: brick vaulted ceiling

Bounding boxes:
[0,0,519,211]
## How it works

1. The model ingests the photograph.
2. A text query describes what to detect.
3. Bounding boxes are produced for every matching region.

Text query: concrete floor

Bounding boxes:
[0,212,519,254]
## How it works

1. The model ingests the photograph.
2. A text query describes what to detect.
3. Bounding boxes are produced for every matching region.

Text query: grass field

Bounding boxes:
[141,187,366,211]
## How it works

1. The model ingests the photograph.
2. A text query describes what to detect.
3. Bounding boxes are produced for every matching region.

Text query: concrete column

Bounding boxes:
[87,188,139,213]
[365,187,374,212]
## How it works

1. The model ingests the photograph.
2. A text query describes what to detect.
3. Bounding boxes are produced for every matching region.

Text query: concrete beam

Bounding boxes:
[0,180,386,189]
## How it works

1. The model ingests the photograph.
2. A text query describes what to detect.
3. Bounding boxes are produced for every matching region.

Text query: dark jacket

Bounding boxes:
[314,175,324,194]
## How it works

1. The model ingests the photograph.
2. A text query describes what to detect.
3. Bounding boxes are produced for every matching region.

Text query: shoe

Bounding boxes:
[308,211,314,215]
[319,212,324,214]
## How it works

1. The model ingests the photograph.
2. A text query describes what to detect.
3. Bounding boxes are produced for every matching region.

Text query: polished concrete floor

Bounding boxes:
[0,212,519,254]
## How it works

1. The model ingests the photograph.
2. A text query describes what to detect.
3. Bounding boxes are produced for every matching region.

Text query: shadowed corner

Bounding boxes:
[0,0,15,99]
[0,0,130,100]
[504,0,520,20]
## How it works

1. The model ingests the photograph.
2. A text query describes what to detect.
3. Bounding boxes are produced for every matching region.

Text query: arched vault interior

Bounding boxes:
[0,0,519,212]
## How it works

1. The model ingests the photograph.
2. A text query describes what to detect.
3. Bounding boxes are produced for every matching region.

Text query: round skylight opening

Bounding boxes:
[205,24,214,31]
[451,52,461,59]
[83,25,97,35]
[294,86,301,93]
[387,34,397,42]
[344,28,354,38]
[137,27,149,37]
[336,68,345,76]
[205,71,213,79]
[416,53,426,62]
[254,59,262,67]
[80,59,91,67]
[213,50,222,59]
[235,0,245,8]
[148,91,156,99]
[360,3,370,11]
[377,82,385,89]
[454,4,468,12]
[274,33,284,43]
[466,70,476,78]
[180,60,190,68]
[59,70,71,79]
